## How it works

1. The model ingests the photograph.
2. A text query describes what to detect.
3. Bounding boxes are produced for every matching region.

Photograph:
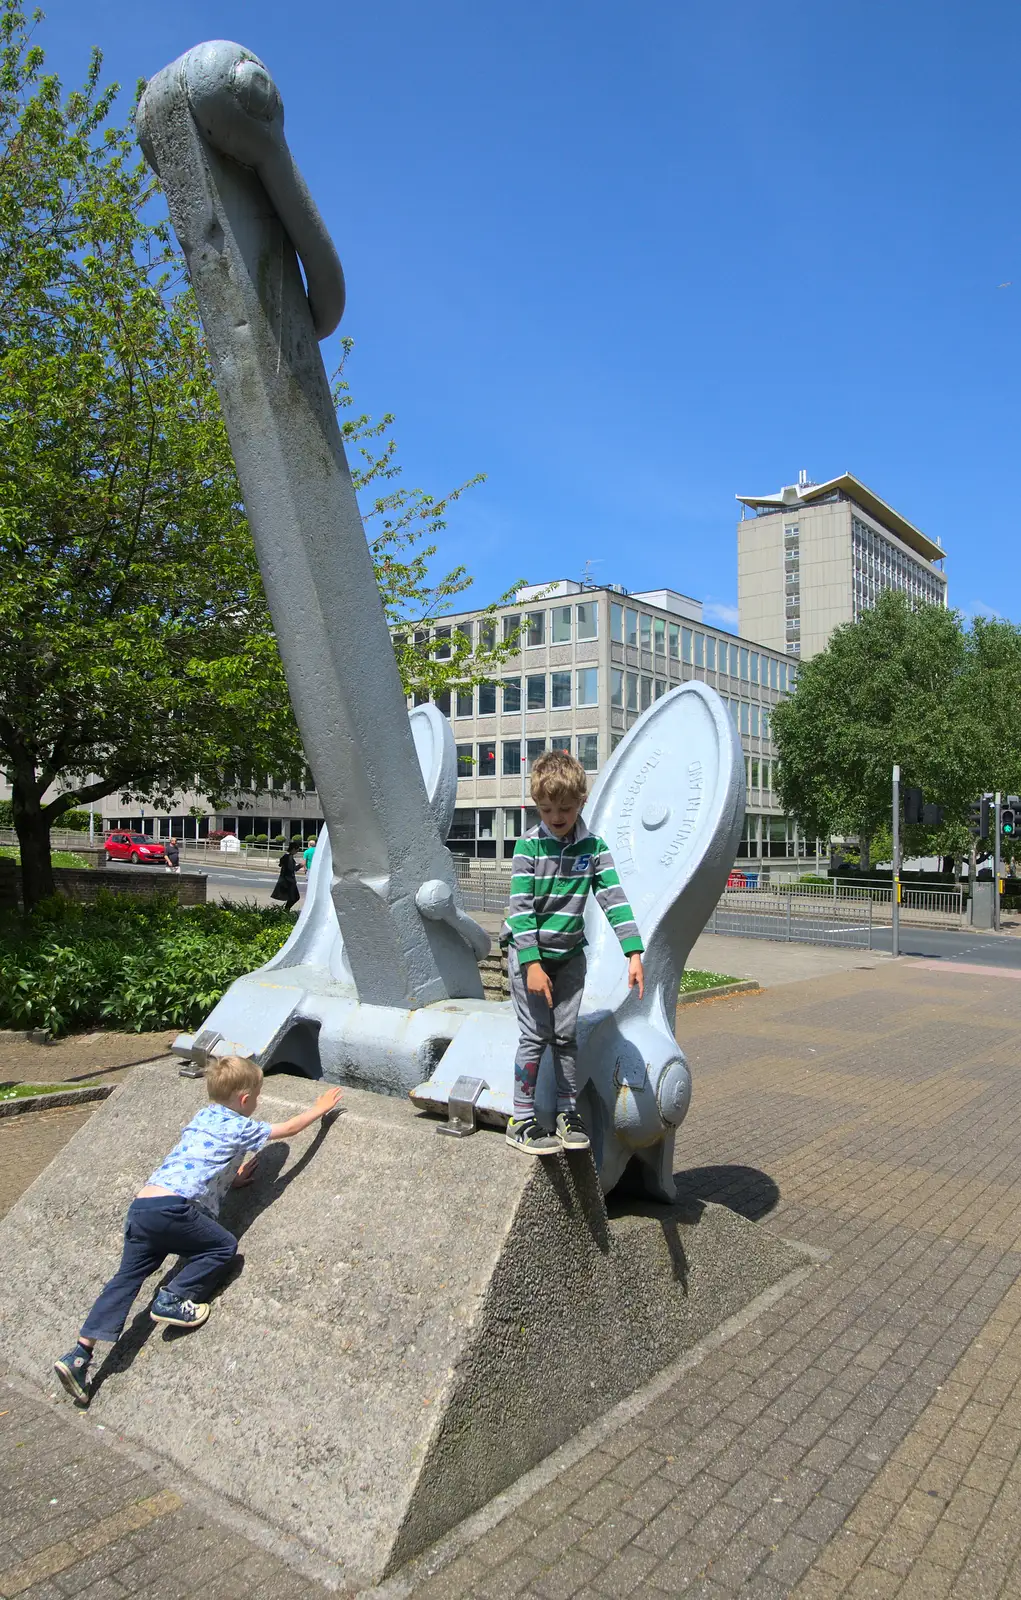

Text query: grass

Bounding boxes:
[680,969,741,992]
[0,1081,96,1102]
[0,847,93,869]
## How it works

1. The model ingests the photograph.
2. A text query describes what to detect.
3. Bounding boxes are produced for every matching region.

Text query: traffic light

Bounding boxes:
[1003,808,1017,841]
[903,787,924,825]
[969,796,991,840]
[922,803,944,827]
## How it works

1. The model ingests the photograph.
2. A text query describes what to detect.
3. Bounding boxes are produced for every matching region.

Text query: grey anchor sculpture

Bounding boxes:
[140,41,745,1198]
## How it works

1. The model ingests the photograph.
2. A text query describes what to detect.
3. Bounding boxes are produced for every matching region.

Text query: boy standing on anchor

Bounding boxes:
[503,750,644,1155]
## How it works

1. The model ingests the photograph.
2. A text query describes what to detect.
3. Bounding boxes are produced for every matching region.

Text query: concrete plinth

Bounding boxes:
[0,1063,804,1587]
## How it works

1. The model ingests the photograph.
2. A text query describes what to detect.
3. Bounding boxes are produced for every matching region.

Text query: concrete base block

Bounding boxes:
[0,1061,804,1588]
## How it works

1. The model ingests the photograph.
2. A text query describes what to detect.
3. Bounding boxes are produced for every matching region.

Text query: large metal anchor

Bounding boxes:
[139,42,745,1198]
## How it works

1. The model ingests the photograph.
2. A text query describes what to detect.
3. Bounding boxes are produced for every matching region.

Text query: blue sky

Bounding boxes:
[42,0,1020,629]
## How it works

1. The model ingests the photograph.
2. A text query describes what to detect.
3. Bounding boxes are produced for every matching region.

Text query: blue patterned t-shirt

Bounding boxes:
[146,1103,273,1217]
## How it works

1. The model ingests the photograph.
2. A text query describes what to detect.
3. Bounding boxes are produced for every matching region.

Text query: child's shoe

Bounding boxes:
[150,1290,210,1329]
[556,1109,591,1151]
[505,1116,560,1156]
[53,1344,92,1406]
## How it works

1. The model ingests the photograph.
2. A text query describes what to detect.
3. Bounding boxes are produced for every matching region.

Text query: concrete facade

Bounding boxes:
[412,580,818,868]
[737,472,948,661]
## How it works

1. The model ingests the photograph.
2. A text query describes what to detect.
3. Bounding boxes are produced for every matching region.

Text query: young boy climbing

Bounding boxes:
[53,1055,341,1406]
[502,749,644,1155]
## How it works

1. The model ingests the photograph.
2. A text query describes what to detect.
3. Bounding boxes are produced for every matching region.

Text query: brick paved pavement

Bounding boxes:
[0,1105,94,1221]
[5,959,1021,1597]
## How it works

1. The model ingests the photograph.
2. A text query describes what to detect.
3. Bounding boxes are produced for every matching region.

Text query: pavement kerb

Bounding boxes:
[0,1084,114,1119]
[677,978,762,1006]
[366,1241,827,1600]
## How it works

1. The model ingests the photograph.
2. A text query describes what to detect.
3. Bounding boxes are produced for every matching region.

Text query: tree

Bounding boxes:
[771,592,982,873]
[0,6,515,909]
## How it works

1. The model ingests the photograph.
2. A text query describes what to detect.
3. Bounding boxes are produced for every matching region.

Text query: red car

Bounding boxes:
[104,832,166,865]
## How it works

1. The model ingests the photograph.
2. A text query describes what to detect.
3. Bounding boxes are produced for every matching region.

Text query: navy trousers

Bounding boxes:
[81,1195,238,1342]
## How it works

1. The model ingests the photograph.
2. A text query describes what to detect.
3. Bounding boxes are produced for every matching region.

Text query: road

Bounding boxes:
[110,863,1021,969]
[105,859,299,908]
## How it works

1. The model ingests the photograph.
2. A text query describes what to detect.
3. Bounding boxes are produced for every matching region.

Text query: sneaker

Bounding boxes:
[505,1116,560,1156]
[53,1345,92,1406]
[150,1290,210,1329]
[556,1109,591,1151]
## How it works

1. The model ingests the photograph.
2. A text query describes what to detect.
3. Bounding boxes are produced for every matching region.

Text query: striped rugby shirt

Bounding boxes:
[503,823,644,966]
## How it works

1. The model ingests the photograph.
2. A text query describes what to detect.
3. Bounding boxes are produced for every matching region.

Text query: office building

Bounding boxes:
[737,471,947,660]
[422,580,820,868]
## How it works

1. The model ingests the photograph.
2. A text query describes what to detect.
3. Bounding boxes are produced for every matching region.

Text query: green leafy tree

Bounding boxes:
[771,592,980,872]
[0,6,515,909]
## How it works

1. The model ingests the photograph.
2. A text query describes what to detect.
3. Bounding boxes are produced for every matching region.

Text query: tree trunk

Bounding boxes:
[12,777,55,911]
[859,834,871,876]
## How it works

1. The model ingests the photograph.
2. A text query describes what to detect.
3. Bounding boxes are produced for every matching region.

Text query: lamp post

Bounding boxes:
[891,764,901,958]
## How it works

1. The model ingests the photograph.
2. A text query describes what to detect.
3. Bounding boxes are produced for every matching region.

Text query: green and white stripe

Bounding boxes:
[502,825,643,965]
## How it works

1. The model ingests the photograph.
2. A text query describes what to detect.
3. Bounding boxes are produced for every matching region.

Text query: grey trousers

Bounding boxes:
[508,950,586,1118]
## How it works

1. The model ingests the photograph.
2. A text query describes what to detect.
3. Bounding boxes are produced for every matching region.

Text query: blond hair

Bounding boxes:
[206,1054,263,1105]
[530,750,587,807]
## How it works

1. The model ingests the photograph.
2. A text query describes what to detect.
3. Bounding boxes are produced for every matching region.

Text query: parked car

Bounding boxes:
[104,832,166,865]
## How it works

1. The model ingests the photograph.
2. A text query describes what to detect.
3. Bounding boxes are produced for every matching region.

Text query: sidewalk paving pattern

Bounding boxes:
[4,958,1021,1596]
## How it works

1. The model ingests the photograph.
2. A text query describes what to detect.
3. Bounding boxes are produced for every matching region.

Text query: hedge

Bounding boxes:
[0,894,293,1037]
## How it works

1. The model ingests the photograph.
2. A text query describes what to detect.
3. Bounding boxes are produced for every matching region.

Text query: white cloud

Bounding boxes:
[704,599,740,629]
[968,601,1004,621]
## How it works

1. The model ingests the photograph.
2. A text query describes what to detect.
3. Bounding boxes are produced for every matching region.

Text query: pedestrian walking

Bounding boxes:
[271,844,302,910]
[303,835,317,875]
[164,838,180,874]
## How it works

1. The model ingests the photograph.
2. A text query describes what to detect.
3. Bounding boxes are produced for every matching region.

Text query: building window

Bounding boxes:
[504,808,523,840]
[478,742,496,776]
[705,636,716,671]
[551,605,572,643]
[625,608,639,648]
[729,644,740,677]
[682,627,693,664]
[577,733,598,771]
[767,658,776,690]
[413,690,428,706]
[750,652,759,685]
[694,633,704,667]
[449,808,475,840]
[778,662,788,693]
[550,734,571,753]
[502,739,521,776]
[503,612,521,644]
[640,614,652,651]
[751,705,760,736]
[478,681,497,716]
[654,617,665,654]
[455,620,473,651]
[503,678,521,713]
[479,619,497,651]
[456,686,473,718]
[551,671,572,708]
[762,707,771,739]
[525,611,545,647]
[668,622,679,660]
[611,668,624,707]
[526,737,546,773]
[577,601,598,640]
[740,647,749,681]
[610,602,623,643]
[435,690,451,716]
[640,676,652,711]
[456,744,473,777]
[576,667,598,705]
[655,678,667,699]
[434,627,451,660]
[626,672,639,712]
[611,732,624,753]
[526,674,546,710]
[750,757,760,789]
[740,702,750,735]
[478,809,496,840]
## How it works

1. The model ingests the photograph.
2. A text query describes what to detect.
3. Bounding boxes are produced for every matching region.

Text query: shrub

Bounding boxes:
[0,894,293,1037]
[251,833,268,846]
